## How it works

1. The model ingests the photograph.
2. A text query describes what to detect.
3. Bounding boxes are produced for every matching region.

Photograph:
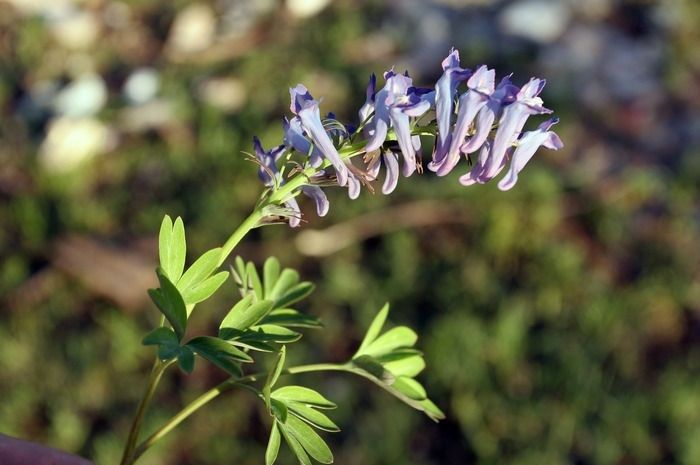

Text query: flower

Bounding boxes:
[252,136,284,187]
[497,118,563,191]
[290,84,348,186]
[430,48,471,171]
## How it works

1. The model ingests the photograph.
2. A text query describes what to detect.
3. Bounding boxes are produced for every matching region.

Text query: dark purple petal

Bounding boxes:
[289,84,313,115]
[302,185,330,216]
[253,136,284,186]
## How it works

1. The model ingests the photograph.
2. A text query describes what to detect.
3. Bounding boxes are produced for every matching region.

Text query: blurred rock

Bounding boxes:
[123,68,160,105]
[45,5,100,50]
[166,3,216,55]
[197,77,246,112]
[39,117,114,173]
[119,99,175,132]
[499,0,571,43]
[53,73,107,118]
[286,0,332,19]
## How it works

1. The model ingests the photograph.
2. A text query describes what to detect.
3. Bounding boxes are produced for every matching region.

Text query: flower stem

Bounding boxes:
[131,363,348,460]
[119,358,175,465]
[217,209,264,267]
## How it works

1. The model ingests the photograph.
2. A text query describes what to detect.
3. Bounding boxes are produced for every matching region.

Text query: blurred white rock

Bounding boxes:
[167,4,216,55]
[53,73,107,118]
[123,68,160,105]
[39,117,115,173]
[197,77,246,112]
[287,0,332,19]
[45,6,100,49]
[499,0,571,43]
[119,100,175,132]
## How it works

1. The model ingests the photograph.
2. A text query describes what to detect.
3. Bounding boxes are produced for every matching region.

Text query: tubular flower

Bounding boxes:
[249,48,563,227]
[430,48,471,171]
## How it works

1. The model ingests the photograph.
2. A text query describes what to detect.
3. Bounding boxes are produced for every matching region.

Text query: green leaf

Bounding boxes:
[246,261,264,300]
[177,247,221,292]
[264,346,286,411]
[177,347,195,374]
[142,327,178,346]
[220,297,274,331]
[157,343,180,360]
[262,309,322,329]
[266,422,281,465]
[263,257,281,299]
[383,355,425,378]
[352,355,394,382]
[229,339,275,352]
[159,215,186,283]
[272,386,336,409]
[271,398,288,423]
[356,303,389,354]
[392,377,427,400]
[274,282,315,308]
[279,425,311,465]
[187,336,253,363]
[233,257,247,289]
[288,403,340,432]
[269,268,299,301]
[419,398,446,422]
[359,326,417,358]
[181,271,229,307]
[248,324,302,343]
[285,415,333,464]
[149,269,187,340]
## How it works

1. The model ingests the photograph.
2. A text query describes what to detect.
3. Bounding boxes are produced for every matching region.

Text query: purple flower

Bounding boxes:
[253,136,285,187]
[358,73,376,125]
[367,149,400,195]
[434,65,495,177]
[301,185,330,216]
[497,118,563,191]
[483,78,552,179]
[458,141,500,186]
[290,84,348,186]
[459,75,518,155]
[283,117,323,168]
[430,48,471,170]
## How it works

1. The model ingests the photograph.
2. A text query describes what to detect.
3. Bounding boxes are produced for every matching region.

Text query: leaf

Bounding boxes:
[187,336,253,363]
[266,421,281,465]
[352,355,394,382]
[177,248,221,293]
[261,309,322,329]
[279,425,311,465]
[229,339,275,352]
[158,343,180,360]
[220,297,274,331]
[419,398,446,422]
[246,261,264,301]
[383,355,425,378]
[274,282,315,308]
[270,398,288,423]
[248,325,302,343]
[142,327,178,346]
[263,257,281,299]
[359,326,417,358]
[272,386,336,409]
[233,257,247,289]
[159,215,186,283]
[149,269,187,340]
[285,415,333,464]
[356,303,389,354]
[264,346,286,411]
[269,269,299,301]
[177,347,195,373]
[392,377,427,400]
[288,403,340,432]
[181,271,229,307]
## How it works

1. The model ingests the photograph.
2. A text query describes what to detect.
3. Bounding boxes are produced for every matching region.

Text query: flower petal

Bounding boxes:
[302,185,330,217]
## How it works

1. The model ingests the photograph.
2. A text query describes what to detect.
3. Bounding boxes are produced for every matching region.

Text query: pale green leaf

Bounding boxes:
[220,297,274,331]
[159,215,186,283]
[356,303,389,354]
[177,248,221,293]
[285,415,333,464]
[263,257,281,298]
[288,403,340,432]
[149,269,187,340]
[383,355,425,378]
[262,309,322,329]
[269,268,299,300]
[265,422,281,465]
[272,386,336,409]
[181,271,229,307]
[264,346,286,410]
[280,425,311,465]
[392,377,427,400]
[246,261,263,300]
[360,326,417,358]
[274,282,315,308]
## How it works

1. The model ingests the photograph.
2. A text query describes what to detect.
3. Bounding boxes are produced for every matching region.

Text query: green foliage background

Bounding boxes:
[1,1,700,464]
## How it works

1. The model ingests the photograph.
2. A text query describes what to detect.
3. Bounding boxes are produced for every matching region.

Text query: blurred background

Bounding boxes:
[1,0,700,464]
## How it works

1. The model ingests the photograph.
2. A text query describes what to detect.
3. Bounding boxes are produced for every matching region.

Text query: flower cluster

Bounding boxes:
[253,48,563,227]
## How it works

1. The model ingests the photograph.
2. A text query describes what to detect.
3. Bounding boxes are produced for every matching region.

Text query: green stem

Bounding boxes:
[119,358,175,465]
[217,209,264,267]
[132,363,348,460]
